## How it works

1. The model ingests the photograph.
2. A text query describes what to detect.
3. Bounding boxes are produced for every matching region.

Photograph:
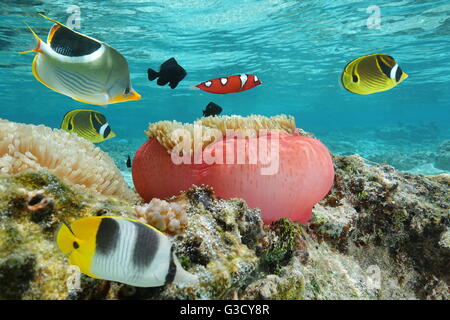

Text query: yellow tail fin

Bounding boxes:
[20,23,43,54]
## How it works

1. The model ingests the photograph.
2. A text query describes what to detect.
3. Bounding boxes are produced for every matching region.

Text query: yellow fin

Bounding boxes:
[108,90,142,104]
[20,23,43,53]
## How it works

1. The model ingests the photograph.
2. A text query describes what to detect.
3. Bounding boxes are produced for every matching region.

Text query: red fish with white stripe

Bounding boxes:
[195,74,262,94]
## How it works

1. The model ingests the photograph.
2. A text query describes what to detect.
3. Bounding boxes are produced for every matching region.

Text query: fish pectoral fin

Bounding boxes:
[38,13,101,45]
[169,81,179,89]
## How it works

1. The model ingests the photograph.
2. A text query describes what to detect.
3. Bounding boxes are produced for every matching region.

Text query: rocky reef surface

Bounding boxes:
[0,155,448,300]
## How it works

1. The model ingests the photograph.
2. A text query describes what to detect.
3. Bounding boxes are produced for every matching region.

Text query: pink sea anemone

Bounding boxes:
[132,115,334,224]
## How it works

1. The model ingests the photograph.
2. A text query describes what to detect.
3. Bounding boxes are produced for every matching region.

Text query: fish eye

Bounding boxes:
[73,241,79,249]
[124,87,130,95]
[352,74,358,83]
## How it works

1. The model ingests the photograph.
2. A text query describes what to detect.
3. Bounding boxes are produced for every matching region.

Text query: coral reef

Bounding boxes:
[0,119,138,203]
[134,198,188,233]
[133,114,334,223]
[259,218,304,274]
[1,153,448,300]
[308,155,449,299]
[434,140,450,171]
[0,172,263,299]
[0,171,135,299]
[120,186,263,299]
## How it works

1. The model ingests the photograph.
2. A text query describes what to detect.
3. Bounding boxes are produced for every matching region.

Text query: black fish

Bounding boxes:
[147,57,187,89]
[126,155,132,168]
[203,102,222,117]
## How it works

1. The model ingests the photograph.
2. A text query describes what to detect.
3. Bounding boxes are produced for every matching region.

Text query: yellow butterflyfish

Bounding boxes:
[341,53,408,95]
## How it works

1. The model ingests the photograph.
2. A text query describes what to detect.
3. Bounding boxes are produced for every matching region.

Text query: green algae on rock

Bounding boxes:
[0,171,135,299]
[119,186,263,299]
[0,173,264,300]
[1,154,448,300]
[259,218,305,275]
[308,155,449,299]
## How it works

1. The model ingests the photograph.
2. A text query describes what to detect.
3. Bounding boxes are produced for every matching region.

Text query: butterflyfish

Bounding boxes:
[202,102,222,117]
[56,216,198,287]
[22,14,141,105]
[195,74,262,94]
[147,57,187,89]
[60,109,115,143]
[341,54,408,95]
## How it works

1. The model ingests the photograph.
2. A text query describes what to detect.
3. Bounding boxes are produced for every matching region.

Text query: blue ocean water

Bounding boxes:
[1,0,449,175]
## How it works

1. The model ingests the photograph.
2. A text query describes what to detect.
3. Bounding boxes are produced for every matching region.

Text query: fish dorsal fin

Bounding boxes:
[40,13,99,42]
[39,13,102,57]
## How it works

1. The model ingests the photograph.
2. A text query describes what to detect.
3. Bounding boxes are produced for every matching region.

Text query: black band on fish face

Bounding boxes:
[96,218,120,255]
[376,55,393,78]
[395,66,403,82]
[90,112,103,133]
[131,221,159,270]
[352,74,358,83]
[165,246,177,285]
[103,126,111,139]
[67,120,73,131]
[50,26,101,57]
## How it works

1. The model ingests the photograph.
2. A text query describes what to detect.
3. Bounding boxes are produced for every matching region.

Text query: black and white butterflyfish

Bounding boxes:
[61,109,115,143]
[22,14,141,105]
[341,53,408,95]
[56,216,198,287]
